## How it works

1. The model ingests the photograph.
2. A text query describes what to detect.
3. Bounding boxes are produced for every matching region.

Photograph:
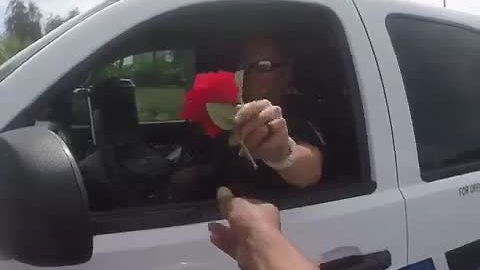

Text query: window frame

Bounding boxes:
[386,13,480,182]
[9,1,376,234]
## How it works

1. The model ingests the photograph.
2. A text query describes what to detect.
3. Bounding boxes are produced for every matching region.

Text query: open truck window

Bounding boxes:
[24,2,373,233]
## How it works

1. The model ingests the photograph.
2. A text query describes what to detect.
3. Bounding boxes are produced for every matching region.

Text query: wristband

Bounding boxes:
[263,137,296,170]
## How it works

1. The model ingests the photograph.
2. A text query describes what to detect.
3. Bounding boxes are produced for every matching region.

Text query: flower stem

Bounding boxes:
[240,141,258,170]
[235,70,257,169]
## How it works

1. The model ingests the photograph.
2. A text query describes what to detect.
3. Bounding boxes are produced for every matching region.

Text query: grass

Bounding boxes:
[135,86,185,122]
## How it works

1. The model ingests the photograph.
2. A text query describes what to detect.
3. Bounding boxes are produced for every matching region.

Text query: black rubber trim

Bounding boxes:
[320,250,391,270]
[446,240,480,270]
[92,181,376,234]
[387,13,480,36]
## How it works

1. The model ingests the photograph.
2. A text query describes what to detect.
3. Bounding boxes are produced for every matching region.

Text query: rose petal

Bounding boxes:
[180,71,240,138]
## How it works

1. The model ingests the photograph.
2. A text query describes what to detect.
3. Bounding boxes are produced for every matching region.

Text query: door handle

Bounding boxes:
[319,250,391,270]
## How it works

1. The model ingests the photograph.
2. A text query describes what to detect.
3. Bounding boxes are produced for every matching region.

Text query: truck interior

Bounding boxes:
[13,1,374,233]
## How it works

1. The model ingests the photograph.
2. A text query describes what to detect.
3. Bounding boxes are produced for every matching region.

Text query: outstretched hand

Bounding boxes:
[208,187,281,264]
[208,187,318,270]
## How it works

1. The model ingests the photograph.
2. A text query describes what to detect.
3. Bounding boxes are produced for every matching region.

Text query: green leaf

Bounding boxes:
[206,103,239,130]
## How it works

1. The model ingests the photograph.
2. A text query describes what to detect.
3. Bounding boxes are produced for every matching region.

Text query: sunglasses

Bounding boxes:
[243,59,287,73]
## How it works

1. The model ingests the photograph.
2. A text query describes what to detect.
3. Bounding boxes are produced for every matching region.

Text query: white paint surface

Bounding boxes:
[2,0,480,269]
[1,0,480,34]
[354,0,480,268]
[0,0,407,269]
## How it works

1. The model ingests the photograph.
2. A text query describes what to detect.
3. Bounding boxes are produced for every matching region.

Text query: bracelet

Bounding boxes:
[263,137,297,171]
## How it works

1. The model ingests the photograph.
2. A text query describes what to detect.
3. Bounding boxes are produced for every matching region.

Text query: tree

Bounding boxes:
[45,8,80,34]
[5,0,29,41]
[44,15,64,34]
[5,0,42,43]
[67,8,80,20]
[0,35,28,65]
[26,1,42,40]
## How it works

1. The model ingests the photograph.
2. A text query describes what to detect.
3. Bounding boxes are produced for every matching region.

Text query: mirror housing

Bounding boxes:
[0,127,92,266]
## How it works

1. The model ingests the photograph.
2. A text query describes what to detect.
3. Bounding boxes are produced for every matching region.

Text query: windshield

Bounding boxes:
[0,0,120,83]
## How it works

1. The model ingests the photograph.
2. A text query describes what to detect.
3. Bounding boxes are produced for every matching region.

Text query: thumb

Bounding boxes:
[217,186,234,219]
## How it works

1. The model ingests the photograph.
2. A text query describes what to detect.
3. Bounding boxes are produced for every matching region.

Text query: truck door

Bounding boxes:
[355,0,480,269]
[0,0,406,269]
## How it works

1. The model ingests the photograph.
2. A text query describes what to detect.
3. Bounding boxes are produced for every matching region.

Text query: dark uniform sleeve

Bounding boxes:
[284,92,327,152]
[284,97,329,182]
[286,114,327,153]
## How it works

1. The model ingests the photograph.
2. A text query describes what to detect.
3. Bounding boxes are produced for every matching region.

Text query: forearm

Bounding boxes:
[247,227,318,270]
[278,143,323,188]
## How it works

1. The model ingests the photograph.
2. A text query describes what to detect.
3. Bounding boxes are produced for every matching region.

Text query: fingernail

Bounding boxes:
[217,187,233,200]
[216,186,226,193]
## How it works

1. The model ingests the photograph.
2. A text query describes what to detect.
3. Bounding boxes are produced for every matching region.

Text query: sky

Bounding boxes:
[0,0,479,34]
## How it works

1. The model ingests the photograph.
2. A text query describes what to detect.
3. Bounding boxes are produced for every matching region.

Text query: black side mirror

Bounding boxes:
[0,127,92,266]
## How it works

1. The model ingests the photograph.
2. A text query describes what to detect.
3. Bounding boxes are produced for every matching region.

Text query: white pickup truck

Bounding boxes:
[0,0,479,269]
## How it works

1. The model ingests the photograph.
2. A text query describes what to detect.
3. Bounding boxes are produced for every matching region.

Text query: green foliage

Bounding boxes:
[2,0,81,64]
[67,8,80,20]
[5,0,42,42]
[133,63,182,87]
[93,51,189,87]
[134,52,186,87]
[44,15,64,34]
[135,87,185,122]
[88,51,194,122]
[45,8,80,34]
[92,63,133,82]
[0,35,30,65]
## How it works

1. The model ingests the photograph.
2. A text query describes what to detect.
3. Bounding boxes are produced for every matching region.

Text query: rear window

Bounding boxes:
[387,15,480,181]
[91,50,195,122]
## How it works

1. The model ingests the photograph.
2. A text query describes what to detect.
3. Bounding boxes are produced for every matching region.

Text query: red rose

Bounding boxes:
[181,71,240,138]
